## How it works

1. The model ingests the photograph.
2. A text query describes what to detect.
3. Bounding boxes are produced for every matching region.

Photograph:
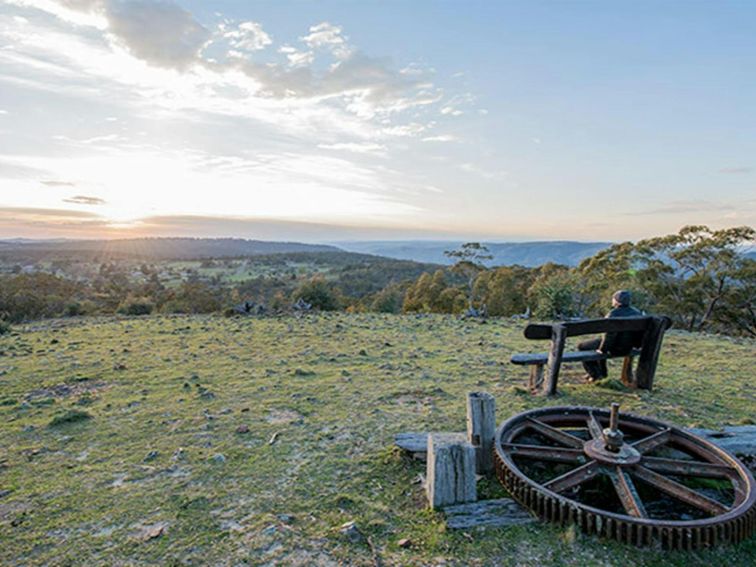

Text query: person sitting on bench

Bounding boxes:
[578,290,642,381]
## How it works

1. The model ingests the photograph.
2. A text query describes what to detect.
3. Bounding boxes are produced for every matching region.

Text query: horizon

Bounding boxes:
[1,1,755,241]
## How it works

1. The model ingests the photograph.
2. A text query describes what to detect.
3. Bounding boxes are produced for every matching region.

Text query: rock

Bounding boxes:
[210,453,226,464]
[260,524,277,536]
[143,450,159,462]
[276,513,295,524]
[397,538,412,548]
[358,349,368,356]
[139,522,167,541]
[113,363,127,371]
[172,448,186,461]
[339,521,365,544]
[236,424,250,434]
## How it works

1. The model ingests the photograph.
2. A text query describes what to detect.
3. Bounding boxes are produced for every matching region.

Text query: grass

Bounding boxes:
[0,313,754,566]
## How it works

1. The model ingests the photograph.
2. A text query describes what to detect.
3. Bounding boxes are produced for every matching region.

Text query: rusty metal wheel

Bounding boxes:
[494,403,756,549]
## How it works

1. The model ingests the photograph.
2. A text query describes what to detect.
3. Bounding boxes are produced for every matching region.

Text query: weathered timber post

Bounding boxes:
[635,316,668,390]
[544,323,567,396]
[620,355,635,387]
[466,392,496,474]
[426,433,477,509]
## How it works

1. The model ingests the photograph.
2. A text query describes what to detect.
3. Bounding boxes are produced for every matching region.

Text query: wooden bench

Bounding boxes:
[511,316,672,396]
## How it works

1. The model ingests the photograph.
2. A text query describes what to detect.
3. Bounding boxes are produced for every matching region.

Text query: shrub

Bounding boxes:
[48,409,92,428]
[117,297,154,316]
[0,320,10,335]
[291,277,340,311]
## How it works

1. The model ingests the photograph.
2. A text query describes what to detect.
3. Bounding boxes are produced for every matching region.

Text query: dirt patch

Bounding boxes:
[265,409,304,425]
[26,380,107,401]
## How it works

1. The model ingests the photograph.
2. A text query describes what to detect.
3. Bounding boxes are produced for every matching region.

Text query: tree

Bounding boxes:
[291,277,340,311]
[634,225,755,332]
[444,243,493,312]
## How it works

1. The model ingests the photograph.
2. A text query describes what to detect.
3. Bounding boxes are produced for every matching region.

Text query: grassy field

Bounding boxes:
[1,314,754,566]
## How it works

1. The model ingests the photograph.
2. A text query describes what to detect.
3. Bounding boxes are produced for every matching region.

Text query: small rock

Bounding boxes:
[339,521,365,544]
[260,524,277,536]
[140,523,166,541]
[143,450,159,462]
[211,453,226,464]
[276,514,295,524]
[172,448,186,461]
[358,349,368,356]
[398,538,412,548]
[236,424,250,434]
[113,363,127,371]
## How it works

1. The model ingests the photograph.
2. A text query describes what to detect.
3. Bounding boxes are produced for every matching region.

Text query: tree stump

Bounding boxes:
[426,433,477,509]
[466,392,496,474]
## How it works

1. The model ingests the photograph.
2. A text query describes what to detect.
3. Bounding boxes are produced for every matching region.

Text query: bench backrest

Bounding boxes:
[523,316,671,340]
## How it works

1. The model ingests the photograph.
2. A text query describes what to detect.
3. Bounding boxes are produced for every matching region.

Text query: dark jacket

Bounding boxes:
[599,305,643,355]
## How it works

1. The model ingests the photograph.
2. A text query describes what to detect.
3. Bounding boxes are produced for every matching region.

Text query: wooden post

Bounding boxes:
[529,364,545,392]
[620,355,635,387]
[635,317,667,390]
[426,433,477,509]
[466,392,496,474]
[544,323,567,396]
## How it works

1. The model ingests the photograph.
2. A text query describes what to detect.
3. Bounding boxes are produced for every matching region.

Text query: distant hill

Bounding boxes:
[0,237,341,261]
[337,240,613,267]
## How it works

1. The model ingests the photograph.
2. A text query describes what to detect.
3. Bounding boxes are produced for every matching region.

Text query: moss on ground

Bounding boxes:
[0,314,754,566]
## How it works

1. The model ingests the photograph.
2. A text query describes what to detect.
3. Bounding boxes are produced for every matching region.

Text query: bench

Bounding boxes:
[510,316,672,396]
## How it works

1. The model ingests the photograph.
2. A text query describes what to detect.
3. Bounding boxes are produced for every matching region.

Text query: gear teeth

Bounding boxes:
[494,407,756,549]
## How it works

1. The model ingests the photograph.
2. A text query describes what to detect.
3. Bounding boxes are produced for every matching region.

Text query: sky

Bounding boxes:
[0,0,754,242]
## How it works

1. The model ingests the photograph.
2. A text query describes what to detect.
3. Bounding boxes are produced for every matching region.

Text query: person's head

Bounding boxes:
[612,290,631,308]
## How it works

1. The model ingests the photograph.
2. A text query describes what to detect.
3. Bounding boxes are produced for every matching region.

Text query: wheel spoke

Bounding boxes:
[525,418,584,449]
[609,466,647,518]
[586,412,604,440]
[631,465,729,516]
[632,428,671,454]
[543,460,599,493]
[643,456,735,479]
[503,443,587,464]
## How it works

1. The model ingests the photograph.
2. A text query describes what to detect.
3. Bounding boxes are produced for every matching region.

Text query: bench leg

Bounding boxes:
[621,355,635,388]
[529,364,545,393]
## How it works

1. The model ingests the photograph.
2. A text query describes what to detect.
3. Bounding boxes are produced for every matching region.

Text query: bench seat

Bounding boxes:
[509,316,671,395]
[511,348,642,366]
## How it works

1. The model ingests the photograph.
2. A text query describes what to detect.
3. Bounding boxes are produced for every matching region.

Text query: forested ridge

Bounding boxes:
[1,225,753,337]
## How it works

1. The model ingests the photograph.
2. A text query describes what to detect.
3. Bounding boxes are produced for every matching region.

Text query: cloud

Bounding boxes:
[718,166,752,174]
[628,200,738,215]
[41,180,76,186]
[317,142,387,156]
[104,0,210,69]
[221,20,272,52]
[0,205,101,220]
[301,21,351,59]
[278,45,314,68]
[422,134,457,143]
[63,194,106,205]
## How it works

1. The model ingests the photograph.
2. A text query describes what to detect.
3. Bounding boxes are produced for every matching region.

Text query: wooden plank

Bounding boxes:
[690,426,756,458]
[524,317,652,340]
[426,434,477,509]
[511,349,641,366]
[444,498,534,529]
[395,432,455,454]
[466,392,496,474]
